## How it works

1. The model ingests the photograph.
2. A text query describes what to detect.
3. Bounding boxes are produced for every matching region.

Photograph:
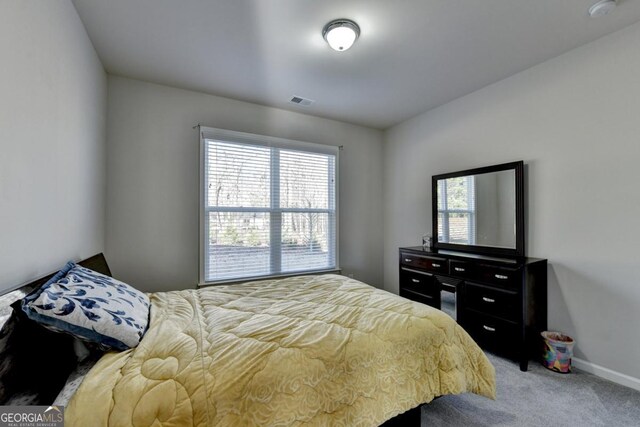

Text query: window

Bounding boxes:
[200,127,338,284]
[437,176,476,245]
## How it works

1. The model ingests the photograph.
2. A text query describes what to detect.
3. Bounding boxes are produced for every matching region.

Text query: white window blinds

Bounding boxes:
[200,127,338,283]
[437,176,476,245]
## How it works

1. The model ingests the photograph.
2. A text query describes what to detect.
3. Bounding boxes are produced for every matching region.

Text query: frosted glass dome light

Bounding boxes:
[323,19,360,52]
[589,0,617,17]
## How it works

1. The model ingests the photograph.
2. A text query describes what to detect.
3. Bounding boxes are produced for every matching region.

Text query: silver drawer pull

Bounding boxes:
[483,325,496,332]
[411,278,420,283]
[404,258,412,263]
[454,267,465,272]
[482,297,495,303]
[432,263,441,268]
[495,274,508,280]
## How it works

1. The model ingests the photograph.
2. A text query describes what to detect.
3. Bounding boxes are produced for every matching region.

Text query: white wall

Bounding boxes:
[0,1,107,292]
[384,21,640,383]
[106,76,383,292]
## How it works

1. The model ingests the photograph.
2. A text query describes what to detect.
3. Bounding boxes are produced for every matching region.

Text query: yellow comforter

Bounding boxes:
[67,274,495,426]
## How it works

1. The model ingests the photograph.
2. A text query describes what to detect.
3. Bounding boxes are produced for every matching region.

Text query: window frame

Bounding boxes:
[437,176,476,245]
[199,126,340,286]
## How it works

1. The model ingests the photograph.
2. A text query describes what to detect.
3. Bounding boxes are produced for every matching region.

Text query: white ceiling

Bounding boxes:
[72,0,640,129]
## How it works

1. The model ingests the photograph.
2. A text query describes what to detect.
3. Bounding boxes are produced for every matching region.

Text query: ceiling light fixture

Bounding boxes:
[589,0,617,17]
[322,19,360,52]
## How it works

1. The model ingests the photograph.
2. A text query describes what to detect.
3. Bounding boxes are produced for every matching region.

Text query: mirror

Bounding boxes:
[432,161,524,257]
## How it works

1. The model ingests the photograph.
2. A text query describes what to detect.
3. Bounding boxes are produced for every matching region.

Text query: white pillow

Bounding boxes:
[22,263,150,350]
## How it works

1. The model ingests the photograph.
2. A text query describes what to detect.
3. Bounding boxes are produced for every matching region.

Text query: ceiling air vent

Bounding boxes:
[289,96,315,106]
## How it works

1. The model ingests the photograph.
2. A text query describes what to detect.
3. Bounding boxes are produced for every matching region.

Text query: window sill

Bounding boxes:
[198,268,342,288]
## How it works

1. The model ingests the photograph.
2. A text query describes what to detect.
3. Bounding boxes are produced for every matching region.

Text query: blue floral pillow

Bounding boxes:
[21,263,150,351]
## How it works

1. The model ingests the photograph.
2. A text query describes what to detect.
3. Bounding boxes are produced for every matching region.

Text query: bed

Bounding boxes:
[1,254,495,426]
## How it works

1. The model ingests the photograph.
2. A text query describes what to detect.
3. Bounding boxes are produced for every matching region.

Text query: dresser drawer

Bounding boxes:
[474,264,521,288]
[463,311,520,358]
[400,268,438,296]
[400,287,440,309]
[400,253,448,273]
[465,283,519,322]
[449,260,474,279]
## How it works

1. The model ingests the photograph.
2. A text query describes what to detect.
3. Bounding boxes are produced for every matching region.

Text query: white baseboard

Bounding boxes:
[572,357,640,392]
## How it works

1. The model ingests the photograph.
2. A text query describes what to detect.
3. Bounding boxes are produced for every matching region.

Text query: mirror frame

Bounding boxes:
[431,160,525,258]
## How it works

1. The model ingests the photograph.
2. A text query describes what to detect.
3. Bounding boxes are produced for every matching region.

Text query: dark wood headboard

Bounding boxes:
[79,253,112,277]
[0,253,111,311]
[0,253,111,405]
[24,253,111,291]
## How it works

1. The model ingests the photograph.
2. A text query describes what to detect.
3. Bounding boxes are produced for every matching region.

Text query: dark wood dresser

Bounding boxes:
[399,246,547,371]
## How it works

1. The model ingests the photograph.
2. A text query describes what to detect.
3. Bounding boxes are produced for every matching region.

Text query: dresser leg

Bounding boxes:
[519,358,529,372]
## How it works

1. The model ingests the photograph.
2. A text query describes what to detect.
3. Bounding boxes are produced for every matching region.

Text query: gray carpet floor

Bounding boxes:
[422,353,640,426]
